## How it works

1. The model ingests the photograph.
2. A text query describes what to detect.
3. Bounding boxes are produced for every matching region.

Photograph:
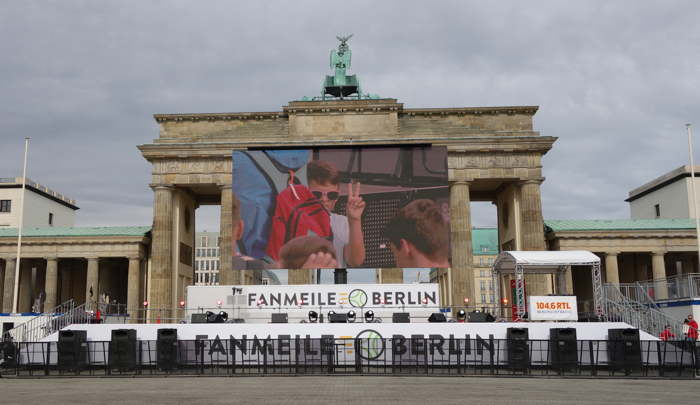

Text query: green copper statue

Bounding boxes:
[322,34,362,99]
[300,35,379,101]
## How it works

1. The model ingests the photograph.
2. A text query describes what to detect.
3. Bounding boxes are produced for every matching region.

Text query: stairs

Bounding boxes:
[602,283,684,338]
[2,299,89,342]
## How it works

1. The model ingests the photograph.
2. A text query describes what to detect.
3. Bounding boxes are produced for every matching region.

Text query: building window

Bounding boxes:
[201,236,208,247]
[654,204,661,218]
[481,294,487,303]
[0,200,10,213]
[480,280,486,290]
[48,212,54,226]
[479,257,484,266]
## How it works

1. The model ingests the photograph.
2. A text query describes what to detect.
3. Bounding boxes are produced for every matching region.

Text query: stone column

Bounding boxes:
[150,184,174,320]
[44,257,59,311]
[518,179,549,295]
[85,257,99,310]
[219,184,238,285]
[288,269,312,285]
[127,256,141,323]
[651,251,668,300]
[380,268,403,284]
[2,258,16,313]
[449,181,473,313]
[564,265,574,294]
[605,252,620,285]
[518,179,546,250]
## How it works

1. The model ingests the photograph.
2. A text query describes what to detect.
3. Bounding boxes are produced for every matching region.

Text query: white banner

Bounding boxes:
[528,296,578,321]
[186,284,441,323]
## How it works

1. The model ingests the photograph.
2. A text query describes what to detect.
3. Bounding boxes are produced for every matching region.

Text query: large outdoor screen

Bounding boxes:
[232,146,450,270]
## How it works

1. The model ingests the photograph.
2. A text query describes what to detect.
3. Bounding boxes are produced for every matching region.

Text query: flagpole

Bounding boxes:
[12,137,30,313]
[686,124,700,274]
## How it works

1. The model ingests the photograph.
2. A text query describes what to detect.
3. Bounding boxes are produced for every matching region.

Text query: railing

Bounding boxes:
[602,285,686,338]
[632,273,700,301]
[2,300,93,343]
[2,338,697,378]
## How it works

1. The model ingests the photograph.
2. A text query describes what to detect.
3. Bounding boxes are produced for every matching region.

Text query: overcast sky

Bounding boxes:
[1,1,699,233]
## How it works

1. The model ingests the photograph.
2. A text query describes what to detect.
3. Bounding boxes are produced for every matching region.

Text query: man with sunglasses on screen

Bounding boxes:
[306,160,366,267]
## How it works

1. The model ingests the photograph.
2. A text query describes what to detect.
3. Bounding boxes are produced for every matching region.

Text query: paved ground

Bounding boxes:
[0,376,697,404]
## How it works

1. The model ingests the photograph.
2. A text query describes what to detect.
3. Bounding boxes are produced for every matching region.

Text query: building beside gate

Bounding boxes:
[0,177,78,228]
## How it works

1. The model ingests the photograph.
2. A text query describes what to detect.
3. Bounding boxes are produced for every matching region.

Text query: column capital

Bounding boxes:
[605,251,620,256]
[149,183,175,191]
[449,180,471,186]
[651,250,666,257]
[44,255,58,261]
[85,256,100,262]
[218,183,232,191]
[126,255,142,261]
[518,177,545,186]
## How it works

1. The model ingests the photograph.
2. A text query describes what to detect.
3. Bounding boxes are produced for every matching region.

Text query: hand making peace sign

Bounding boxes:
[346,181,365,221]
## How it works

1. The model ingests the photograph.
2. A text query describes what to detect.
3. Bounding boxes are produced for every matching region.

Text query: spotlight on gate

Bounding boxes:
[328,310,336,319]
[347,310,356,322]
[216,299,223,308]
[179,300,186,309]
[364,310,374,322]
[457,309,467,322]
[308,310,318,323]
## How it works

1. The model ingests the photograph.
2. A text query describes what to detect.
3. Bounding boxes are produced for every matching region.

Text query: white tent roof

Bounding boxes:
[493,250,600,273]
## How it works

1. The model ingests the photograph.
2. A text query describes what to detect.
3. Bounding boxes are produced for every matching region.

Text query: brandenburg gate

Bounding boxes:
[138,38,556,318]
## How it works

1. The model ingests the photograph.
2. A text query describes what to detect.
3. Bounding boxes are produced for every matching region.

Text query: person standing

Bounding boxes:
[659,325,675,341]
[687,315,698,341]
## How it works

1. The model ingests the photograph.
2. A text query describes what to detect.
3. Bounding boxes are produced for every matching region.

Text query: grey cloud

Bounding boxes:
[1,0,699,232]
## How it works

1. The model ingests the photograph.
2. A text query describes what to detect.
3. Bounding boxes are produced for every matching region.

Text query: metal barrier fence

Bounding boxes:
[2,338,697,378]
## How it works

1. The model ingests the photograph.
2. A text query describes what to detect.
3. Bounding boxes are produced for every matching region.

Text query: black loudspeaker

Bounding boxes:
[392,313,411,323]
[607,328,641,370]
[549,328,578,370]
[156,328,178,371]
[109,329,137,370]
[428,313,447,323]
[191,313,207,324]
[329,313,348,323]
[271,313,288,323]
[468,311,489,323]
[58,330,88,371]
[1,340,17,368]
[506,328,530,369]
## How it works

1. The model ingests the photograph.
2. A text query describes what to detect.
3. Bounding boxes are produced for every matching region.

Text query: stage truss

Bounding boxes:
[492,251,603,320]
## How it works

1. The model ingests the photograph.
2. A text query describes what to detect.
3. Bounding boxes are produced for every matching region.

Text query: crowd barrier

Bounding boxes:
[1,337,697,378]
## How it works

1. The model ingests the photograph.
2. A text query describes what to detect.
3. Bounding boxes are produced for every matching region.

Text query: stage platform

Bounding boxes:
[47,321,657,342]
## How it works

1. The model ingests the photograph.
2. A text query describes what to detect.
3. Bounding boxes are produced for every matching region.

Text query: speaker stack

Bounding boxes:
[549,328,578,370]
[1,340,17,368]
[428,313,447,323]
[271,313,289,323]
[329,313,348,323]
[109,329,137,370]
[607,328,641,372]
[58,330,88,371]
[392,313,411,323]
[506,327,530,370]
[156,328,178,371]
